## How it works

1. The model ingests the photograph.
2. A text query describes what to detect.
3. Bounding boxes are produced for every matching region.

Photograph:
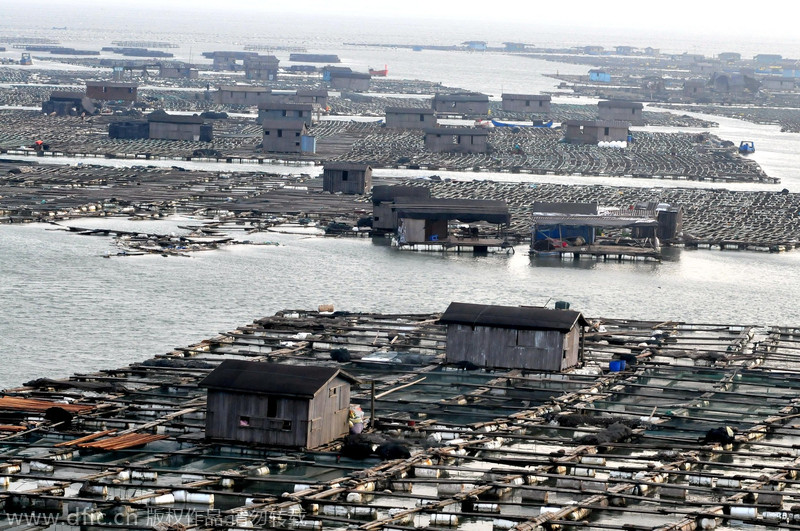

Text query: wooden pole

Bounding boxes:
[370,380,376,429]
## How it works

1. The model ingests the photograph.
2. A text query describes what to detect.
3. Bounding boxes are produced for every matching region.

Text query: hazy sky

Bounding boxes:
[26,0,799,35]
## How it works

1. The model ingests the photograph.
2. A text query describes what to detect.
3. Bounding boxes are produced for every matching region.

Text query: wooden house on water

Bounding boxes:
[439,302,588,372]
[199,360,359,449]
[322,162,372,195]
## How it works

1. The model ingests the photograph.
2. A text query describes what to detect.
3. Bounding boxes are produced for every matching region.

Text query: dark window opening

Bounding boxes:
[329,386,338,397]
[239,416,250,427]
[277,130,283,137]
[539,100,543,107]
[282,110,287,116]
[264,131,270,135]
[419,114,425,121]
[267,399,278,418]
[632,108,636,115]
[525,100,530,107]
[604,127,610,135]
[342,171,349,181]
[282,420,292,431]
[295,132,300,137]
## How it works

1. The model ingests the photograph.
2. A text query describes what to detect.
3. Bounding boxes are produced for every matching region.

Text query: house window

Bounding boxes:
[604,127,610,136]
[525,100,530,107]
[539,100,543,107]
[341,171,349,181]
[239,416,251,427]
[282,110,287,117]
[295,142,300,146]
[419,114,425,121]
[454,135,460,144]
[282,420,292,431]
[632,108,636,115]
[265,131,270,135]
[277,130,283,137]
[295,132,300,137]
[329,386,338,398]
[267,399,278,418]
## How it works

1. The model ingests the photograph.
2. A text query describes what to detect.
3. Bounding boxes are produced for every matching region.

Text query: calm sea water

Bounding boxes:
[3,7,800,389]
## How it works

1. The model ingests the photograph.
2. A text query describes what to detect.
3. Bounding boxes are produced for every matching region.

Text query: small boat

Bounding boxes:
[369,64,388,76]
[738,140,755,154]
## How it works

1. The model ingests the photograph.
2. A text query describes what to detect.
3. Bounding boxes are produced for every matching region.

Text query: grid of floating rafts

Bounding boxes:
[2,312,800,530]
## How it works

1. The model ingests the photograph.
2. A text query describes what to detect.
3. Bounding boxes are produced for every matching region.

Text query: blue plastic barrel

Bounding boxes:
[609,360,626,372]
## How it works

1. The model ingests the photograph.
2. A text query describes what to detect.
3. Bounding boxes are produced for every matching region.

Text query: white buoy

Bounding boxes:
[689,475,714,487]
[414,467,440,478]
[30,461,54,473]
[321,505,348,517]
[728,506,757,519]
[351,507,377,519]
[429,514,459,526]
[132,470,157,481]
[148,493,175,505]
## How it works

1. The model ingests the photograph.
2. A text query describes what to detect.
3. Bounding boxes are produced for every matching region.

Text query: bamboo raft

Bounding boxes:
[2,309,800,529]
[3,163,800,253]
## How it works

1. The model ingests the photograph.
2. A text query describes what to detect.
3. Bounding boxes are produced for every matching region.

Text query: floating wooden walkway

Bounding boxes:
[531,244,661,262]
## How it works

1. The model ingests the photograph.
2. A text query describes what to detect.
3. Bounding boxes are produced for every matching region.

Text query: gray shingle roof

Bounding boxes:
[439,302,587,332]
[199,360,358,398]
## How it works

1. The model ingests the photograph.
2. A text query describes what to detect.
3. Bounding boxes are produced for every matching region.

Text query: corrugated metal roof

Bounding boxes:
[371,185,431,204]
[147,112,203,124]
[199,360,359,398]
[385,106,435,114]
[434,93,489,102]
[502,93,551,101]
[598,100,644,109]
[393,198,510,225]
[532,214,659,228]
[439,302,587,332]
[257,102,314,111]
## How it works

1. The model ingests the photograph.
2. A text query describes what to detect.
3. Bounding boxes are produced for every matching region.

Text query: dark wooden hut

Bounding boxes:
[199,361,358,449]
[322,163,372,195]
[439,302,588,372]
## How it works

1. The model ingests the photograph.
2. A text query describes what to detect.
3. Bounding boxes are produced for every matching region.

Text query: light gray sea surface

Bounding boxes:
[3,8,800,389]
[3,215,800,389]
